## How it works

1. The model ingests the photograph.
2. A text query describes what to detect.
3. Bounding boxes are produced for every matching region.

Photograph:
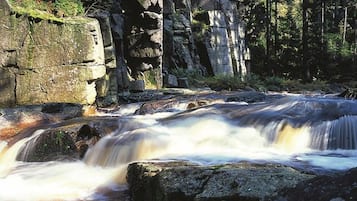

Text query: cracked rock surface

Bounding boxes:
[127,161,315,201]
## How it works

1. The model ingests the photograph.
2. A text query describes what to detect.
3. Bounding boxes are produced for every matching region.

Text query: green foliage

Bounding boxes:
[325,33,355,57]
[9,0,84,18]
[239,0,356,82]
[171,68,205,87]
[55,130,65,146]
[201,73,333,93]
[204,75,247,91]
[54,0,84,17]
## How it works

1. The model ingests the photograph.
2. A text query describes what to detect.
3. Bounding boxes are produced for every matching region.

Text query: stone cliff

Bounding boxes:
[0,0,250,106]
[0,0,106,106]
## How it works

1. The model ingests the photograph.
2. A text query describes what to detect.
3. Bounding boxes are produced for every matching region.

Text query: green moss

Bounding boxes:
[143,70,159,89]
[11,6,64,23]
[8,0,84,23]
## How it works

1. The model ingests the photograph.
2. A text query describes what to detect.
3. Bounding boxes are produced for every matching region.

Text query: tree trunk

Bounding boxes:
[302,0,311,81]
[321,0,325,44]
[343,6,347,44]
[266,0,270,57]
[274,0,278,57]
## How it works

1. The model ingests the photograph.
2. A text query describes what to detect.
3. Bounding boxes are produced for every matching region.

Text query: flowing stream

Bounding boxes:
[0,95,356,200]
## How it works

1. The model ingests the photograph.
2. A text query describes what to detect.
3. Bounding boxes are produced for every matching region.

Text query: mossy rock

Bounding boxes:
[17,129,78,162]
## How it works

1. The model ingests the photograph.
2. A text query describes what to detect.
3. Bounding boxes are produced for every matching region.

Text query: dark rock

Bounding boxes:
[338,88,357,99]
[130,80,146,92]
[127,161,315,201]
[178,77,189,88]
[163,0,174,15]
[135,98,181,114]
[140,11,162,29]
[164,74,178,87]
[17,129,78,162]
[0,68,16,107]
[273,168,357,201]
[225,91,266,103]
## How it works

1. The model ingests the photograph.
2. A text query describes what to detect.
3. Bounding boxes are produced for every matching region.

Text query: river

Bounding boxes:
[0,94,356,200]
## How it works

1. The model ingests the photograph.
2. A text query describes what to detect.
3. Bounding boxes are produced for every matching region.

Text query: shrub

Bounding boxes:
[54,0,84,17]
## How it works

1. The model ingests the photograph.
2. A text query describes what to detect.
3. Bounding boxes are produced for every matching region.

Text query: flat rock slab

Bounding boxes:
[127,161,315,201]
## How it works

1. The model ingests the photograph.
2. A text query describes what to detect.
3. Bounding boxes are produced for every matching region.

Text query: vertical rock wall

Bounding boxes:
[0,0,107,106]
[192,0,249,77]
[0,0,251,107]
[121,0,164,90]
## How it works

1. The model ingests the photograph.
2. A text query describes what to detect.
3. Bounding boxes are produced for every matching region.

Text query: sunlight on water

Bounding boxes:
[275,124,311,153]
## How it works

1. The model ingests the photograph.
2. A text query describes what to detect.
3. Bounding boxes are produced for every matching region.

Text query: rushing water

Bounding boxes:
[0,95,357,200]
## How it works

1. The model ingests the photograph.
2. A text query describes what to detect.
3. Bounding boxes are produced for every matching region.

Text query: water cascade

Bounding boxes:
[0,95,356,200]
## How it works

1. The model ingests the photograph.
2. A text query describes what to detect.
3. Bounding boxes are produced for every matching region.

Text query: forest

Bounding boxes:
[239,0,356,82]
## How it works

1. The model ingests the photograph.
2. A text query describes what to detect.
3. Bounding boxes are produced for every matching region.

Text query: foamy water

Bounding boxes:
[0,96,357,200]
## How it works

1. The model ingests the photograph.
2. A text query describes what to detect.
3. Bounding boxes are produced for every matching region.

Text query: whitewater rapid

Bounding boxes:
[0,95,356,200]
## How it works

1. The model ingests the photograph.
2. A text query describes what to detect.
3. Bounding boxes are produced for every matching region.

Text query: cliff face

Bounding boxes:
[117,0,250,88]
[0,0,250,106]
[0,0,107,106]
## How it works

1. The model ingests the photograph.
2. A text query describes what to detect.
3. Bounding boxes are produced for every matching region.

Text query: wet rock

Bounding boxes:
[127,161,315,201]
[17,129,77,162]
[338,88,357,99]
[273,168,357,201]
[225,91,266,103]
[41,103,83,119]
[0,103,83,140]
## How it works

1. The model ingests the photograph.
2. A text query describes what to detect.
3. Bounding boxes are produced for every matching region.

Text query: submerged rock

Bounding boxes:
[127,161,315,201]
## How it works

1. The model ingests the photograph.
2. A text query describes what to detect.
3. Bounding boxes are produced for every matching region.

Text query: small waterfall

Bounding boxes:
[308,115,357,150]
[328,115,357,149]
[0,130,45,177]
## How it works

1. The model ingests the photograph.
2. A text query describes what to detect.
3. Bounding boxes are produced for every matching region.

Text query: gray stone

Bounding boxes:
[141,11,162,29]
[148,29,163,44]
[0,50,17,67]
[129,45,163,58]
[16,65,105,105]
[129,80,145,92]
[165,74,178,87]
[124,0,163,11]
[138,62,154,71]
[0,1,109,106]
[111,14,125,39]
[208,10,226,28]
[94,11,114,47]
[178,77,189,88]
[127,161,315,201]
[104,46,116,68]
[0,68,16,106]
[163,0,174,15]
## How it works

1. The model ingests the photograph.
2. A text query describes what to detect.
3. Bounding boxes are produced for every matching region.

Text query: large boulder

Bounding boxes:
[127,161,315,201]
[0,1,107,106]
